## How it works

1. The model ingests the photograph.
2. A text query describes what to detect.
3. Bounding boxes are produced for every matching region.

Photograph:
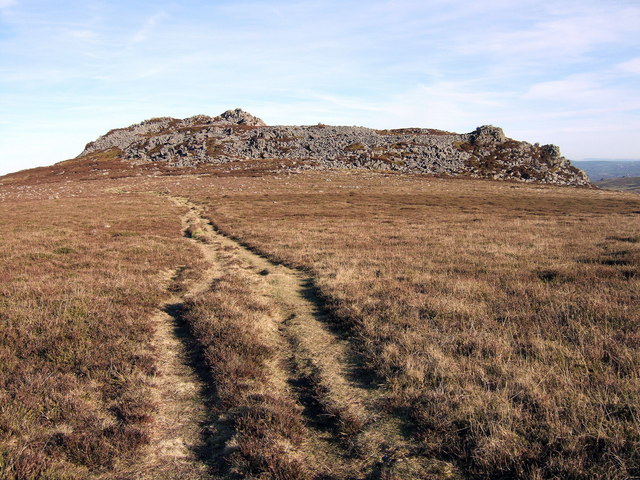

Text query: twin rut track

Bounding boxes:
[127,194,441,479]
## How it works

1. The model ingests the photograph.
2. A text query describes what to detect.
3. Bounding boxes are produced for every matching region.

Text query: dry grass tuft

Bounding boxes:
[182,263,312,479]
[175,173,640,480]
[0,193,198,479]
[2,167,639,479]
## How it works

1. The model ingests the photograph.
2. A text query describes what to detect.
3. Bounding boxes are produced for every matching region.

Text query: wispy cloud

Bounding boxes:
[0,0,16,9]
[449,3,640,82]
[131,11,167,44]
[618,57,640,75]
[1,0,639,175]
[67,28,97,40]
[525,75,602,102]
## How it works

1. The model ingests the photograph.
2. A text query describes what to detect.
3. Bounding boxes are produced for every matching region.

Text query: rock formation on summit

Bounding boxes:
[80,109,590,186]
[214,108,266,126]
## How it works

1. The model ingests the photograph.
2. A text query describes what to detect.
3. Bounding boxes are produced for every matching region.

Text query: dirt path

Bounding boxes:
[110,202,223,480]
[117,191,448,479]
[167,196,438,479]
[113,301,211,480]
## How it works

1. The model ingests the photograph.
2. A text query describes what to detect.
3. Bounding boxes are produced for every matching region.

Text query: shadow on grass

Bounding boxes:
[163,302,235,477]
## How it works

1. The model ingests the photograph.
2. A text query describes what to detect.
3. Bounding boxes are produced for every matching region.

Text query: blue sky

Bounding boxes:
[1,0,639,175]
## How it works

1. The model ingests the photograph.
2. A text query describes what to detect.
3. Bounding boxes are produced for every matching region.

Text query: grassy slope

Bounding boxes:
[0,189,199,478]
[1,165,639,479]
[176,172,640,480]
[595,176,640,192]
[573,161,640,181]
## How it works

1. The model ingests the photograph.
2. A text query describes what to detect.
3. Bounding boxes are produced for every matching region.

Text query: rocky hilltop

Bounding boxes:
[80,108,590,186]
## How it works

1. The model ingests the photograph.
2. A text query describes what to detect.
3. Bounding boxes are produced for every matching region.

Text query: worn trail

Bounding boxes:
[124,191,435,478]
[167,195,432,479]
[112,204,221,479]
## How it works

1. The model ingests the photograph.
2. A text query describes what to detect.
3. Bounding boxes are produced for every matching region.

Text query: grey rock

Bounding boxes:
[78,109,591,187]
[215,108,266,126]
[470,125,507,145]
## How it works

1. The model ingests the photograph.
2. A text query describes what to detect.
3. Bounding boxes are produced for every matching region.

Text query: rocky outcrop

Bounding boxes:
[214,108,266,126]
[79,109,591,186]
[455,126,590,184]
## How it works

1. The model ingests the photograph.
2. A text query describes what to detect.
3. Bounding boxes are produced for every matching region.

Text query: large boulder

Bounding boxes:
[214,108,266,126]
[470,125,507,145]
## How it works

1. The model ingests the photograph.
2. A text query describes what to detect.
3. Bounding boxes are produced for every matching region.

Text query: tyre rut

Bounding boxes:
[168,195,433,479]
[112,203,226,479]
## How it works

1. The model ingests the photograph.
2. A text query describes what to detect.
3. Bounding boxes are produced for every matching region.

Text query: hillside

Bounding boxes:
[0,116,638,480]
[573,160,640,181]
[595,176,640,192]
[77,108,590,186]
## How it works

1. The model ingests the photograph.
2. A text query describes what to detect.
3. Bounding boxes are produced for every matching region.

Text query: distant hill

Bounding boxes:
[594,176,640,192]
[573,160,640,181]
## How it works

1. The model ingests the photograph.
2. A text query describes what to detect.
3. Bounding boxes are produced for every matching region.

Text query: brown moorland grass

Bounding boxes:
[1,164,639,479]
[162,172,640,480]
[177,214,312,478]
[0,192,200,479]
[177,202,448,479]
[183,268,312,479]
